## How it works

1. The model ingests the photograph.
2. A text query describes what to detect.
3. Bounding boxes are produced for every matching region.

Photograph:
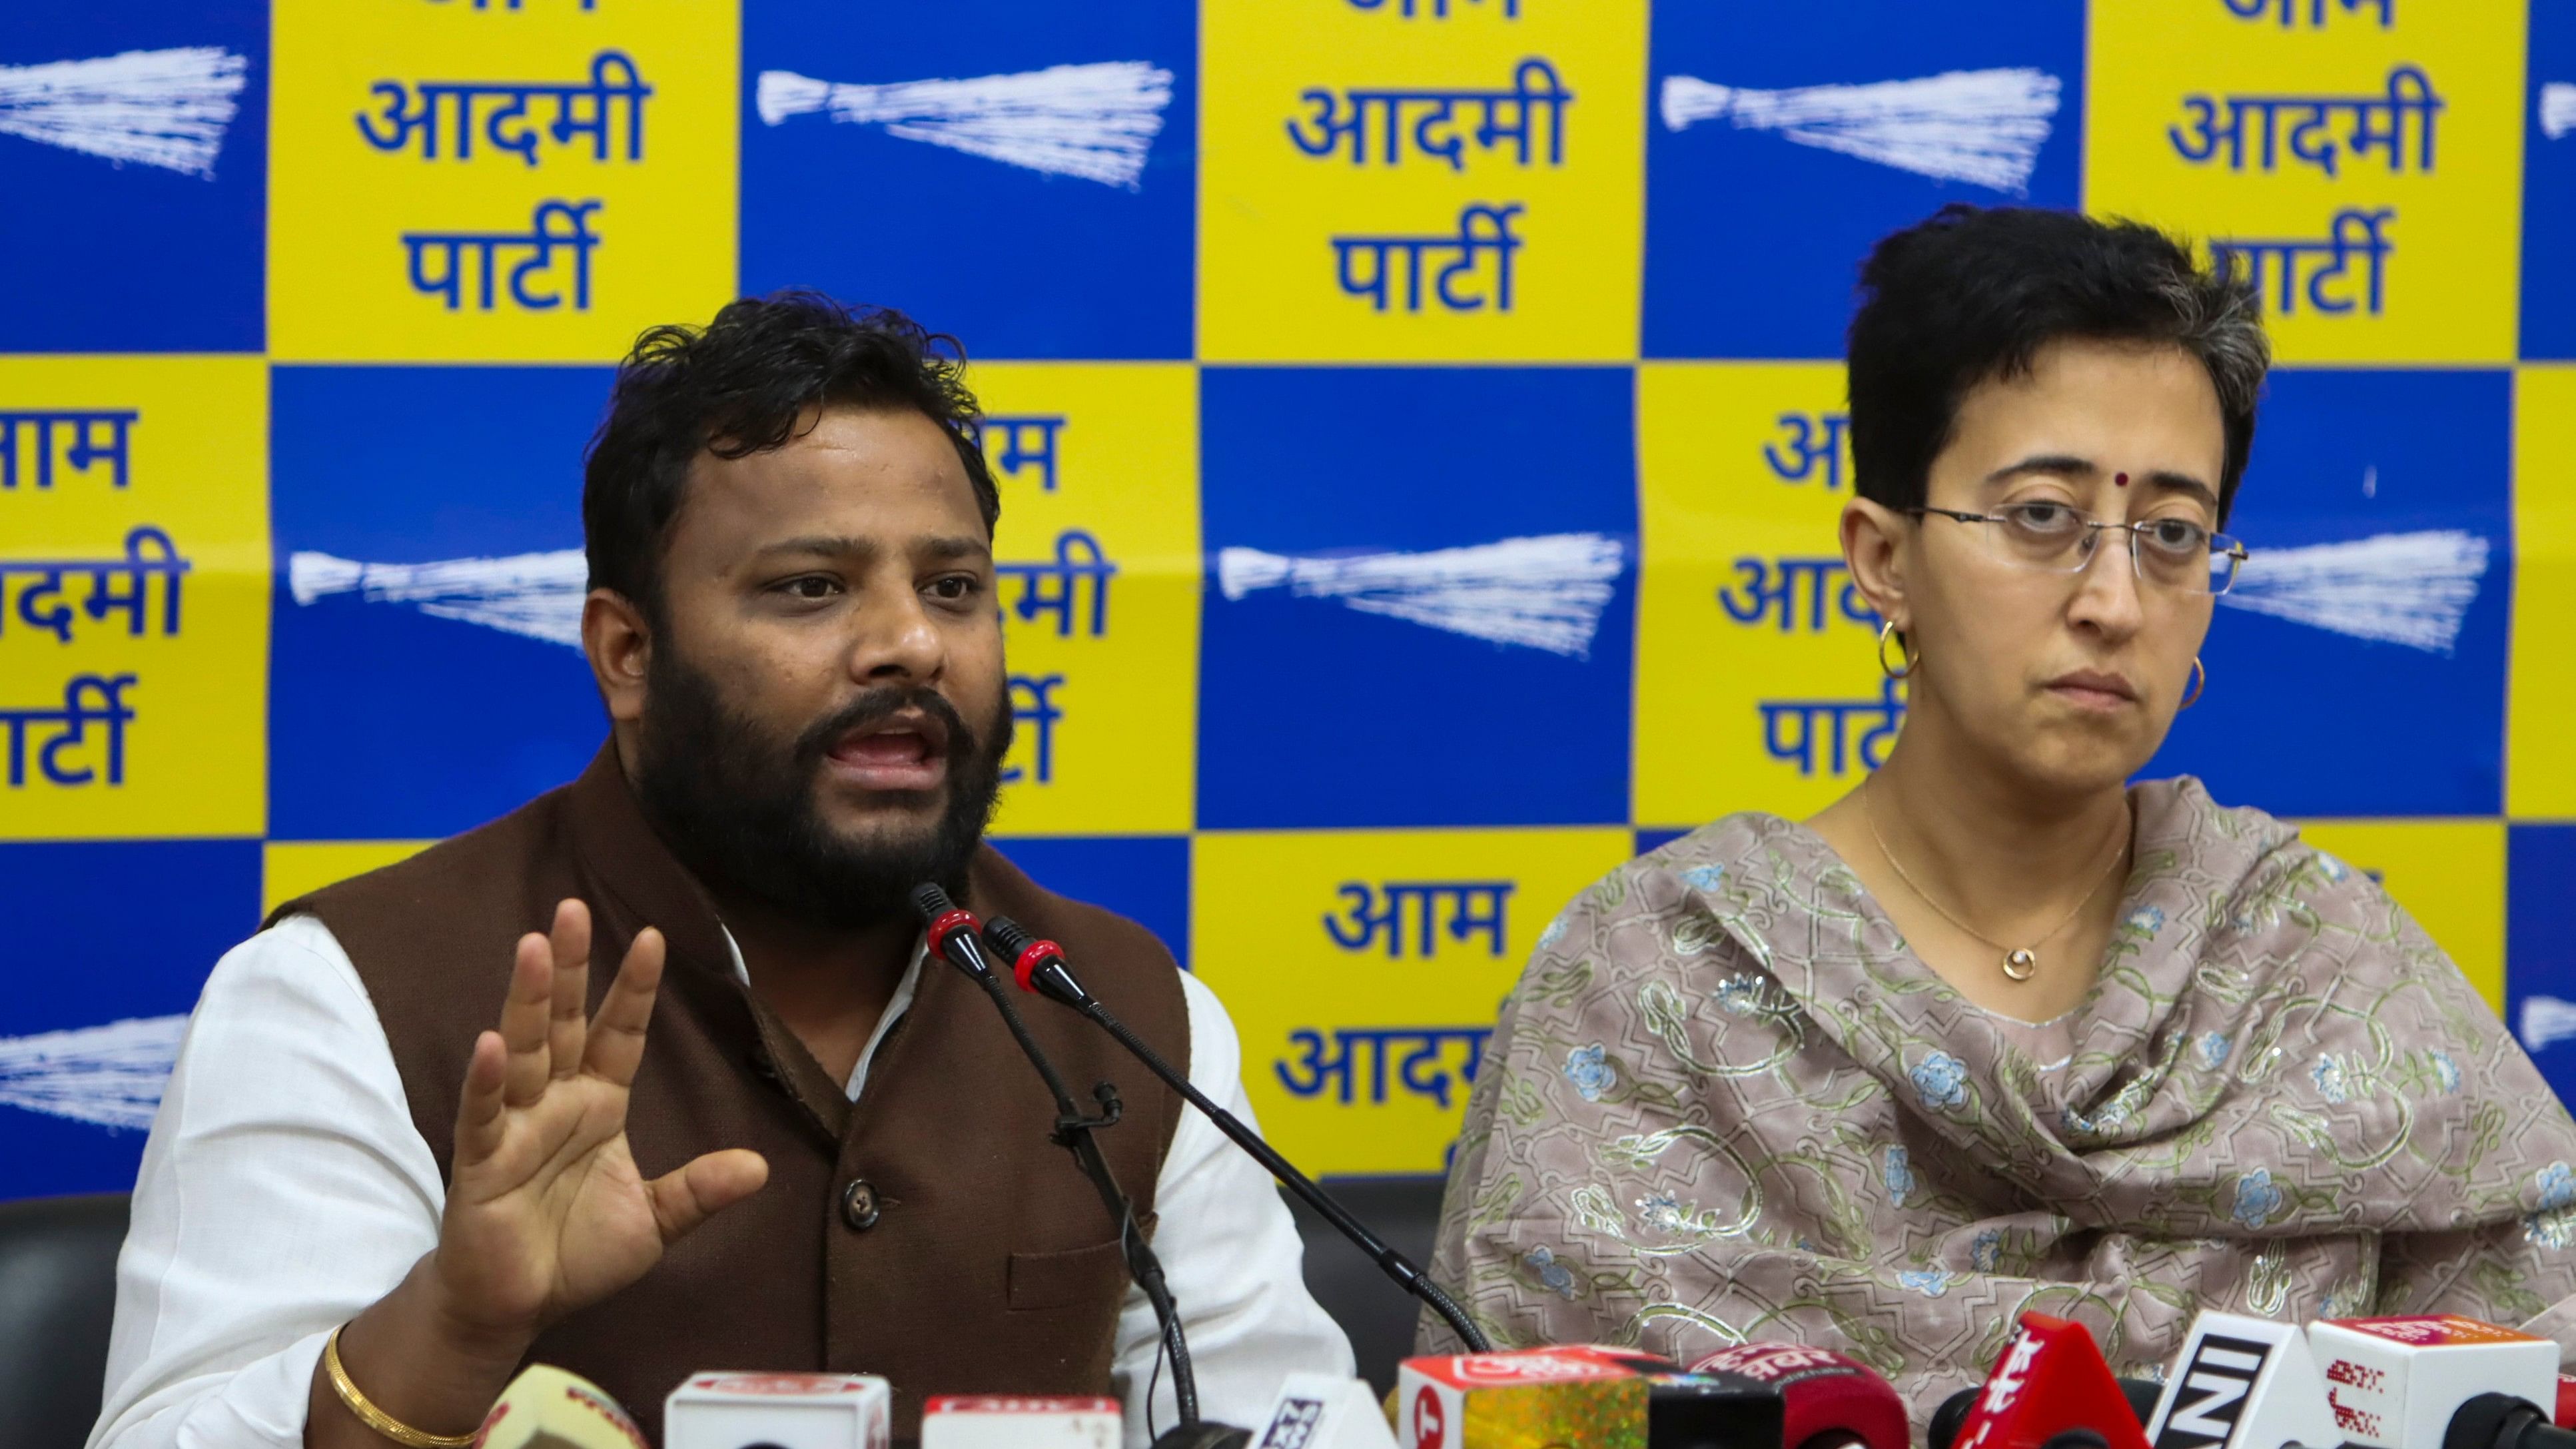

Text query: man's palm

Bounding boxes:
[436,901,767,1338]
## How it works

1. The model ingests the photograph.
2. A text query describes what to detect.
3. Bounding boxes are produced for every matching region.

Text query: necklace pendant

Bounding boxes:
[2003,949,2037,981]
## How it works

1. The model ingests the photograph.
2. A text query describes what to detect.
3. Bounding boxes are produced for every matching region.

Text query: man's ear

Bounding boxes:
[584,589,653,724]
[1840,497,1913,632]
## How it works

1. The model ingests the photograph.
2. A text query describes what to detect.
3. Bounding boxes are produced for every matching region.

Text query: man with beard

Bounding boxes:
[89,294,1353,1449]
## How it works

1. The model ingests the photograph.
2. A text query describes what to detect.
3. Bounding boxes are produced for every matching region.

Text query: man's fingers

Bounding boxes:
[580,927,665,1089]
[645,1149,769,1243]
[546,900,592,1081]
[498,932,556,1108]
[452,1031,510,1165]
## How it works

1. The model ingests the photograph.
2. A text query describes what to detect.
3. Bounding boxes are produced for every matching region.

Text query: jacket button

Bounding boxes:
[841,1178,881,1232]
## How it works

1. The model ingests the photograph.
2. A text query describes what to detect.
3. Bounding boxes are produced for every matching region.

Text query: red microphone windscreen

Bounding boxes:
[1687,1342,1909,1449]
[1950,1314,2152,1449]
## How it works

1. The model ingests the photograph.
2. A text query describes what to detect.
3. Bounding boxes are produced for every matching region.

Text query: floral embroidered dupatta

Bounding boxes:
[1419,777,2576,1416]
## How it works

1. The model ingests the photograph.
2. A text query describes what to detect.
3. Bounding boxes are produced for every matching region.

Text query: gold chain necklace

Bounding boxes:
[1860,777,2130,982]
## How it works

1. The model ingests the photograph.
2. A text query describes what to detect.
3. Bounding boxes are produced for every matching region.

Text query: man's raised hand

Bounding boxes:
[432,899,768,1344]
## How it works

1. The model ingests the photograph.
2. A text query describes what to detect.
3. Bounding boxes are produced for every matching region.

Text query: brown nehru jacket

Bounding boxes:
[266,745,1191,1443]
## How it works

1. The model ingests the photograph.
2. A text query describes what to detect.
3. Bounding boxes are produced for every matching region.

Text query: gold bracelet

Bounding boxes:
[322,1324,480,1449]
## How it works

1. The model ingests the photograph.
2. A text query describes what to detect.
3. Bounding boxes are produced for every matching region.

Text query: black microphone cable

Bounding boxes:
[908,885,1209,1437]
[977,913,1493,1354]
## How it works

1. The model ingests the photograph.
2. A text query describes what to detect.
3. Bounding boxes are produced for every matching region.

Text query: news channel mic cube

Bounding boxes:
[662,1372,891,1449]
[2305,1316,2560,1449]
[917,1394,1122,1449]
[1394,1347,1648,1449]
[1250,1373,1400,1449]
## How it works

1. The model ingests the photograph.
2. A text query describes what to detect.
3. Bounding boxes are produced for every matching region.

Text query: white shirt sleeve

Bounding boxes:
[89,915,446,1449]
[1110,972,1357,1446]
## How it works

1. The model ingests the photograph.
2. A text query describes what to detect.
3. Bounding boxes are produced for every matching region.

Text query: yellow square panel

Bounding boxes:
[268,0,737,361]
[1633,362,1890,829]
[2084,0,2525,363]
[2511,367,2576,819]
[969,364,1200,837]
[1194,826,1633,1175]
[2293,817,2506,1017]
[0,358,267,841]
[1198,0,1646,361]
[264,840,436,917]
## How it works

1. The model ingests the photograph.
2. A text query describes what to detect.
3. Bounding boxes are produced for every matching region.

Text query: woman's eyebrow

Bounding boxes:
[1980,454,2096,486]
[2139,470,2222,511]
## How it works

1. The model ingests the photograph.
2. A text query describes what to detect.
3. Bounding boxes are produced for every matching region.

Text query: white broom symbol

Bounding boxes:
[0,46,248,179]
[1659,67,2060,195]
[290,548,590,648]
[0,1015,189,1131]
[2523,995,2576,1054]
[2543,83,2576,141]
[756,60,1173,189]
[2218,528,2488,655]
[1216,533,1627,660]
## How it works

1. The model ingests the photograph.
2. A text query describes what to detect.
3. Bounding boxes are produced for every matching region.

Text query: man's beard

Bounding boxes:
[631,649,1011,931]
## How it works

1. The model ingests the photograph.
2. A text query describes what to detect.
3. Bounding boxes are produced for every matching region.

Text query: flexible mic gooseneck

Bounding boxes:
[908,885,1220,1442]
[978,913,1494,1355]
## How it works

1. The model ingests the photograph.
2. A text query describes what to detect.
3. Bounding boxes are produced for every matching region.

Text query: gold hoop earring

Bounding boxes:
[2180,656,2206,710]
[1877,620,1916,680]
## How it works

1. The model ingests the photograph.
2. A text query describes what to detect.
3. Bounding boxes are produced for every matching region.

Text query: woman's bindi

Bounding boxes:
[2114,471,2130,487]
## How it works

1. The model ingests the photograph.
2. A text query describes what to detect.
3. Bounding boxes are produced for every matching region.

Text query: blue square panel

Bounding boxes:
[741,0,1196,360]
[2527,1,2576,358]
[270,366,612,841]
[1198,367,1637,829]
[2146,370,2511,817]
[2509,825,2576,1111]
[1642,0,2084,360]
[0,3,267,352]
[989,835,1190,969]
[0,839,260,1197]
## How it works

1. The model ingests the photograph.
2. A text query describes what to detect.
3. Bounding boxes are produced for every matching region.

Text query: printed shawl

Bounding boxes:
[1420,777,2576,1416]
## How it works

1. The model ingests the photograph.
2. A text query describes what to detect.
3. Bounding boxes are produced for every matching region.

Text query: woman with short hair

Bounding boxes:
[1420,205,2576,1411]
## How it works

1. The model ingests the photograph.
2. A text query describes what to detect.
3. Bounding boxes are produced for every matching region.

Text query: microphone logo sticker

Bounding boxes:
[2152,1334,2270,1449]
[1410,1385,1446,1449]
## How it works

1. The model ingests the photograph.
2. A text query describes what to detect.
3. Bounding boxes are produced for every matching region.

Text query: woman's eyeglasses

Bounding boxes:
[1909,502,2249,596]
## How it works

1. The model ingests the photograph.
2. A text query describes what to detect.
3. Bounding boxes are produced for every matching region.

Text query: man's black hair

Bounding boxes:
[583,290,999,616]
[1846,205,2270,526]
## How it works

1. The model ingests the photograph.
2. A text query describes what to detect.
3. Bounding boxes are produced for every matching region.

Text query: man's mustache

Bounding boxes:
[791,686,983,769]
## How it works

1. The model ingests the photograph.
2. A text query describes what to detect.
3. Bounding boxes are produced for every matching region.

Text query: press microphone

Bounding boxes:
[1947,1313,2153,1449]
[2140,1312,2338,1449]
[1244,1374,1402,1449]
[663,1372,891,1449]
[1685,1343,1907,1449]
[2445,1393,2576,1449]
[1934,1382,2162,1449]
[472,1364,649,1448]
[909,885,1234,1446]
[2308,1316,2561,1449]
[920,1394,1124,1448]
[976,913,1492,1354]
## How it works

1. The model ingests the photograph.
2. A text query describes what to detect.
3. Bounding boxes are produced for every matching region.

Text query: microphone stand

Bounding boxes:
[908,888,1240,1449]
[978,915,1493,1355]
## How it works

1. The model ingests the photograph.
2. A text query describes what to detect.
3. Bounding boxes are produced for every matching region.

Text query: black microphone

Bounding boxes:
[2449,1394,2576,1449]
[976,914,1493,1354]
[909,885,1240,1446]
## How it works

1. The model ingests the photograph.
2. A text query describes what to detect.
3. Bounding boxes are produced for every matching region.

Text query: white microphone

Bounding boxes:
[662,1371,893,1449]
[919,1394,1124,1448]
[2142,1312,2338,1449]
[471,1363,648,1448]
[1245,1373,1400,1449]
[2306,1316,2560,1449]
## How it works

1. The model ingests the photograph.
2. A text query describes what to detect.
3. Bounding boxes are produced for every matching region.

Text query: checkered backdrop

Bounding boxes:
[4,0,2573,1201]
